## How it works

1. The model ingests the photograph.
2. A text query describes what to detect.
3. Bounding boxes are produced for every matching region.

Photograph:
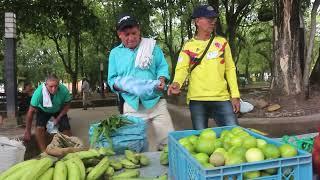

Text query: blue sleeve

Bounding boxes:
[107,49,118,92]
[154,45,170,81]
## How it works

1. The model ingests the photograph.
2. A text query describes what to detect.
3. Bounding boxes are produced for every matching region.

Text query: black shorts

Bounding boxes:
[35,109,71,132]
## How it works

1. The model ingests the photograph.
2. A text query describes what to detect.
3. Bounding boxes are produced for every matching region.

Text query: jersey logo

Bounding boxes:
[182,50,200,64]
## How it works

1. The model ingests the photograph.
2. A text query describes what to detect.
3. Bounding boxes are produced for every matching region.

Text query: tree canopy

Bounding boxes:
[0,0,319,97]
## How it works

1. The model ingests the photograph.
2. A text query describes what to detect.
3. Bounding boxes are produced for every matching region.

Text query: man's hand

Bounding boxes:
[24,106,36,142]
[231,98,240,113]
[157,77,166,91]
[23,130,31,142]
[167,82,181,96]
[53,117,60,125]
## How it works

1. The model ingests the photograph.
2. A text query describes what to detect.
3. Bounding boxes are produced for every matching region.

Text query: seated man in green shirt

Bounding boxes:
[23,74,72,152]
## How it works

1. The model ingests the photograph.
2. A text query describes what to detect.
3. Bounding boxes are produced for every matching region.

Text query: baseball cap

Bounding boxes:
[192,5,218,19]
[116,13,139,31]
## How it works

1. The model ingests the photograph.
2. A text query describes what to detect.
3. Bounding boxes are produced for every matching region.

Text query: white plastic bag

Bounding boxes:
[46,118,58,134]
[240,99,254,113]
[0,136,26,173]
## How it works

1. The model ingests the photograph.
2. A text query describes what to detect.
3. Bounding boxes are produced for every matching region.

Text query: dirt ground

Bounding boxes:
[239,84,320,118]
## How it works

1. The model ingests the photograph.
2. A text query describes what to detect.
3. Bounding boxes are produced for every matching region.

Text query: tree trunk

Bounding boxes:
[227,24,237,56]
[245,60,250,80]
[303,0,320,98]
[271,0,303,95]
[72,32,80,97]
[71,73,77,98]
[310,47,320,86]
[80,41,84,78]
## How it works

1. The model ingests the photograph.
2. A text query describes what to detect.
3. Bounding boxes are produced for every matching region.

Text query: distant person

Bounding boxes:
[19,82,34,113]
[107,13,174,150]
[23,74,72,152]
[81,78,90,110]
[167,5,240,130]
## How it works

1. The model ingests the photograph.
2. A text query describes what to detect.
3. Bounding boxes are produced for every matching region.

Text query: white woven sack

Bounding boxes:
[0,137,26,173]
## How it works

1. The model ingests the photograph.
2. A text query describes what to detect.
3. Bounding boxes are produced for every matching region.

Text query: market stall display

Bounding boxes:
[0,148,167,180]
[168,126,312,180]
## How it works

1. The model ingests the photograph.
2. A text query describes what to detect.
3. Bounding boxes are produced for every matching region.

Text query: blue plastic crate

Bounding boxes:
[168,126,312,180]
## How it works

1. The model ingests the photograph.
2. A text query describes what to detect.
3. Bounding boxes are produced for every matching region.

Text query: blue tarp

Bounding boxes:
[88,115,147,154]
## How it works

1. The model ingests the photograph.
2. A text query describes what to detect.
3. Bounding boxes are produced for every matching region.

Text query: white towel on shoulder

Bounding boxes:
[42,83,52,107]
[135,38,156,69]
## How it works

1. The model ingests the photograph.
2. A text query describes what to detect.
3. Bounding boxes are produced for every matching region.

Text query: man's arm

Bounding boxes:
[24,106,36,141]
[107,50,120,92]
[153,45,170,92]
[53,103,70,125]
[168,48,190,95]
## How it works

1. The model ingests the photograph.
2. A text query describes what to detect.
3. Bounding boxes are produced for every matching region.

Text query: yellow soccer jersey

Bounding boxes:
[173,36,240,103]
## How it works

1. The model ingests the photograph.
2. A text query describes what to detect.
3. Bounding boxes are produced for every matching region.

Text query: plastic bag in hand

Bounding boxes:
[240,99,254,113]
[115,76,160,97]
[46,118,58,134]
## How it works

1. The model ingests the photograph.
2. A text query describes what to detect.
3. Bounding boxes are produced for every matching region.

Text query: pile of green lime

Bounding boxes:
[178,127,298,178]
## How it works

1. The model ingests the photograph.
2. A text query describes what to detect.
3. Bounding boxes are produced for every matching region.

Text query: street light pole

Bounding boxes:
[4,12,17,126]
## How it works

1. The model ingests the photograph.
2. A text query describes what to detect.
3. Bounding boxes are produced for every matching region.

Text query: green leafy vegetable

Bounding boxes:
[90,115,132,148]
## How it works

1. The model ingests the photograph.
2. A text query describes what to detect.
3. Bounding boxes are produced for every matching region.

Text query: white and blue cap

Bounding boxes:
[116,13,139,31]
[192,5,218,19]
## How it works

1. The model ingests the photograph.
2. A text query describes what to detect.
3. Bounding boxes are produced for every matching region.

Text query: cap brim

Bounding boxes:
[192,13,218,19]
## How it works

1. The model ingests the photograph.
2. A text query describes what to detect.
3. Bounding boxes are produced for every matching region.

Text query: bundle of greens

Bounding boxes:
[90,115,133,148]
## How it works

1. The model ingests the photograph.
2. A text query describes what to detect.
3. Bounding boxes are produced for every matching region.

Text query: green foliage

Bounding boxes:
[121,0,153,36]
[16,34,65,84]
[0,0,319,89]
[236,22,272,76]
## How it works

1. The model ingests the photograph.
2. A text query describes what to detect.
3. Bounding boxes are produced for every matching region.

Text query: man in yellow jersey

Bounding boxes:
[167,5,240,130]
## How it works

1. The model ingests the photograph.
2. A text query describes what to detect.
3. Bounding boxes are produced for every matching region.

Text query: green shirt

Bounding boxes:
[31,84,72,113]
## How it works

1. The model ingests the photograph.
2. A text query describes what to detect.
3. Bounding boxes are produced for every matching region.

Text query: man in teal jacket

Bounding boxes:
[108,13,174,151]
